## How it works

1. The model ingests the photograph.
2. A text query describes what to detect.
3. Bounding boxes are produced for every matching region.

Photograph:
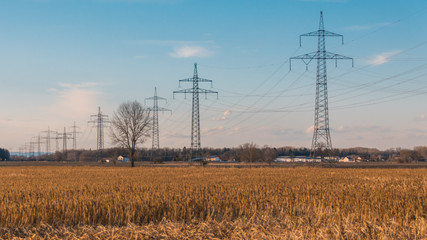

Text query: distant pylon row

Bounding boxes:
[18,123,78,158]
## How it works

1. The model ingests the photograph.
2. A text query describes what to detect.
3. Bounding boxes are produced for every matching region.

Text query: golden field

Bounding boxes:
[0,166,426,239]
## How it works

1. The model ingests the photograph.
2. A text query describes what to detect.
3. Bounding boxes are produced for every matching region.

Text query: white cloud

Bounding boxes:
[202,125,224,135]
[368,50,401,66]
[47,82,106,119]
[415,114,426,121]
[170,46,214,58]
[128,39,217,58]
[336,125,345,131]
[213,110,232,121]
[221,110,232,120]
[305,125,314,134]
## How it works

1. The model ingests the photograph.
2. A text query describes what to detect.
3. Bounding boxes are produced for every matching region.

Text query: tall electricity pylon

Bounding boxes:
[173,63,218,161]
[37,134,41,158]
[145,87,171,160]
[290,11,353,158]
[89,107,109,160]
[30,135,42,159]
[69,121,80,150]
[41,127,57,156]
[58,127,73,160]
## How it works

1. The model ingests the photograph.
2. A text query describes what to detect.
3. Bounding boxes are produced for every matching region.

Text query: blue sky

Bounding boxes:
[1,0,427,152]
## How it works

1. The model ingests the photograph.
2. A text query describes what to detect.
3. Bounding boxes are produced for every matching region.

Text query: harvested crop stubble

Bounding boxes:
[0,167,426,239]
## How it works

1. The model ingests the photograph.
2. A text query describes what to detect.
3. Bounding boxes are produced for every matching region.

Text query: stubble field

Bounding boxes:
[0,166,426,239]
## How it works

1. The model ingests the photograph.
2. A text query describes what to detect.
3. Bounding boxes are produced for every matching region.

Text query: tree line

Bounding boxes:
[9,144,427,163]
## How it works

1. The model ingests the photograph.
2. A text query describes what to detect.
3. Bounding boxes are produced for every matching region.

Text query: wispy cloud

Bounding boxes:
[415,114,427,121]
[129,39,217,59]
[368,50,401,66]
[170,46,214,58]
[47,82,106,119]
[344,22,391,31]
[213,110,232,121]
[201,125,240,137]
[305,125,314,134]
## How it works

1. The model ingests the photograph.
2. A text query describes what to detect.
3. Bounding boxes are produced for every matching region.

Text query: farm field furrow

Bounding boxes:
[0,167,426,239]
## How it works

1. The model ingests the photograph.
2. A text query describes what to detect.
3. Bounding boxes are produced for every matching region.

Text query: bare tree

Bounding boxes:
[110,101,151,167]
[238,142,260,162]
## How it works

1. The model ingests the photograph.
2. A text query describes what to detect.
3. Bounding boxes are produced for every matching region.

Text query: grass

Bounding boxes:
[0,166,426,239]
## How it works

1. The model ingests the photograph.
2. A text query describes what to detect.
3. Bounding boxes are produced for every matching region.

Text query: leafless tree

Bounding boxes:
[110,101,151,167]
[262,146,278,165]
[238,142,261,162]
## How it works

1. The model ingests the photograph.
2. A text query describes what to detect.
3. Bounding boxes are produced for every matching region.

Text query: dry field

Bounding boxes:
[0,167,426,239]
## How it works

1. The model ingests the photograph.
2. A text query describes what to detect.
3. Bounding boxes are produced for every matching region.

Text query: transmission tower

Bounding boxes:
[290,11,353,158]
[89,107,110,160]
[37,134,41,157]
[57,127,73,160]
[30,135,42,159]
[69,121,80,150]
[173,63,218,161]
[145,87,171,160]
[29,140,36,158]
[55,130,60,152]
[41,127,57,156]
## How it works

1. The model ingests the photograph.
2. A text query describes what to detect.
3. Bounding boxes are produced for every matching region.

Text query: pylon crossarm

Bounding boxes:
[324,51,353,60]
[157,107,172,113]
[291,52,318,60]
[145,96,167,102]
[178,78,194,83]
[290,52,317,70]
[196,88,218,94]
[197,77,213,83]
[300,30,344,46]
[291,51,352,60]
[301,30,343,37]
[173,88,194,94]
[157,96,167,102]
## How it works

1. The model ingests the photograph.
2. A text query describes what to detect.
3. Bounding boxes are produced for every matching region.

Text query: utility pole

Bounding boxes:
[173,63,218,161]
[145,87,171,161]
[290,11,353,159]
[89,107,110,161]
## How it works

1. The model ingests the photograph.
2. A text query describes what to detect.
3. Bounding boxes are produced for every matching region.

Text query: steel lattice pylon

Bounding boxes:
[89,107,109,160]
[174,63,218,161]
[290,11,353,158]
[145,87,171,159]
